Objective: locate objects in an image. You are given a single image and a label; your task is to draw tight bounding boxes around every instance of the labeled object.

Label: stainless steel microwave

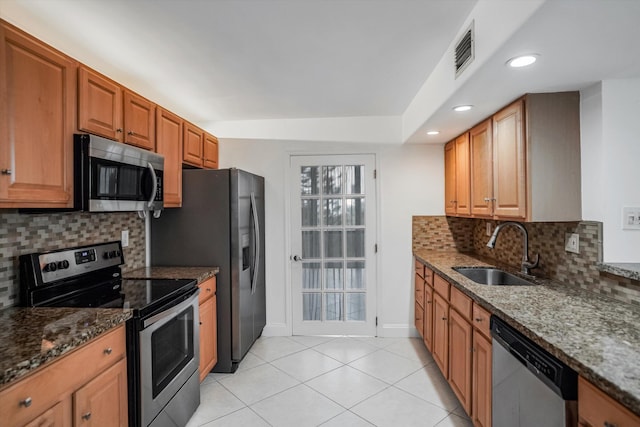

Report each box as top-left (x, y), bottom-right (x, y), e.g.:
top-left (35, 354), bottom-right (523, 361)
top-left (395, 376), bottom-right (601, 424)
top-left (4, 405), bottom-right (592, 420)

top-left (74, 134), bottom-right (164, 212)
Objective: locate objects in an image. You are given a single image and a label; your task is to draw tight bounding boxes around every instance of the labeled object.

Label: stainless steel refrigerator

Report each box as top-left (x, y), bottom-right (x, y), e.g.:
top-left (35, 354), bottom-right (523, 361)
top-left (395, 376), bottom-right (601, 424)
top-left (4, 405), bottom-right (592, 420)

top-left (151, 168), bottom-right (266, 373)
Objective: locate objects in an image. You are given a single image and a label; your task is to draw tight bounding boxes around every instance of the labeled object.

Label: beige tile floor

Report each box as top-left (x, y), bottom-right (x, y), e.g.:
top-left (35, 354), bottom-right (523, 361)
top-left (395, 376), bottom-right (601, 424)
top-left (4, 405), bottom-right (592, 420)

top-left (186, 336), bottom-right (473, 427)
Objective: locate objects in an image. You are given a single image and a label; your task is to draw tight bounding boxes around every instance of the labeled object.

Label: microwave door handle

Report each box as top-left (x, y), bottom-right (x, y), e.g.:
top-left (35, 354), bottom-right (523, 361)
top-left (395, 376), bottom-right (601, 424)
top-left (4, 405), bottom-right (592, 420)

top-left (250, 192), bottom-right (260, 295)
top-left (147, 162), bottom-right (158, 208)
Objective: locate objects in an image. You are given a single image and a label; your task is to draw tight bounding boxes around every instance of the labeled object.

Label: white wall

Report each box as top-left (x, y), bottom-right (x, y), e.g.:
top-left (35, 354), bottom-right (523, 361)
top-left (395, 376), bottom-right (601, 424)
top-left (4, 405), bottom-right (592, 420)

top-left (581, 79), bottom-right (640, 262)
top-left (219, 140), bottom-right (443, 336)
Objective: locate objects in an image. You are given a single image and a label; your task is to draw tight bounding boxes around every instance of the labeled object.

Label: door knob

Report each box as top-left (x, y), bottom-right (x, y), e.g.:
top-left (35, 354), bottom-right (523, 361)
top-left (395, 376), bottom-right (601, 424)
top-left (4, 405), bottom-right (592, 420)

top-left (291, 255), bottom-right (303, 262)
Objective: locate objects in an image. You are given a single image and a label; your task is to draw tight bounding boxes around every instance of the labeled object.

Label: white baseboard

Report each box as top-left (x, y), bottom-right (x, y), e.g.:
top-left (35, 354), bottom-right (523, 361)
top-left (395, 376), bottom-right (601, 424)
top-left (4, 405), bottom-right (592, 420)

top-left (261, 322), bottom-right (290, 337)
top-left (378, 323), bottom-right (420, 338)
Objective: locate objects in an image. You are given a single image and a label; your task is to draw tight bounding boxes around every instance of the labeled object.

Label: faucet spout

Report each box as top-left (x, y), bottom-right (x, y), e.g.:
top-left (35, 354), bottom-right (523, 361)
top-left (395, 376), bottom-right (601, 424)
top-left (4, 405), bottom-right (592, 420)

top-left (486, 221), bottom-right (539, 275)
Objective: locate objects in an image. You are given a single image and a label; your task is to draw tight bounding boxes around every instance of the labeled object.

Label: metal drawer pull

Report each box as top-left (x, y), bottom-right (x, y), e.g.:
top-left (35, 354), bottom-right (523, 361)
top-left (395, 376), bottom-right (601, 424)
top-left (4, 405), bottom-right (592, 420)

top-left (1, 169), bottom-right (11, 175)
top-left (82, 412), bottom-right (92, 420)
top-left (206, 288), bottom-right (211, 292)
top-left (104, 347), bottom-right (113, 355)
top-left (128, 131), bottom-right (134, 135)
top-left (604, 422), bottom-right (617, 427)
top-left (475, 318), bottom-right (483, 322)
top-left (116, 128), bottom-right (123, 133)
top-left (20, 397), bottom-right (32, 407)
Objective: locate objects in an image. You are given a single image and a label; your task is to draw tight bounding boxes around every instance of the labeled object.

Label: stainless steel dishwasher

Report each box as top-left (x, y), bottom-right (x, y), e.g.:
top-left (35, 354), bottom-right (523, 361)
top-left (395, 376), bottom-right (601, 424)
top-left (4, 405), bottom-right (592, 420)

top-left (491, 316), bottom-right (578, 427)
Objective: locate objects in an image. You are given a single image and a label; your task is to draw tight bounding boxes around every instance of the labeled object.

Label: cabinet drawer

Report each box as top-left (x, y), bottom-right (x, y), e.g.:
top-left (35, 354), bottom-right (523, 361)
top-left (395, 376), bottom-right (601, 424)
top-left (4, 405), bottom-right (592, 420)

top-left (579, 377), bottom-right (640, 427)
top-left (450, 286), bottom-right (472, 320)
top-left (415, 260), bottom-right (424, 278)
top-left (0, 325), bottom-right (125, 427)
top-left (415, 274), bottom-right (425, 308)
top-left (434, 274), bottom-right (450, 299)
top-left (472, 303), bottom-right (491, 338)
top-left (424, 267), bottom-right (434, 286)
top-left (198, 276), bottom-right (217, 305)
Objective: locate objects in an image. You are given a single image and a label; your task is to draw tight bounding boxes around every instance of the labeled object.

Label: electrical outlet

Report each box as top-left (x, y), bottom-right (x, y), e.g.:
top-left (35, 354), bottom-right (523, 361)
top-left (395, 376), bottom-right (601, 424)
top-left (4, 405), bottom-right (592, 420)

top-left (564, 233), bottom-right (579, 254)
top-left (486, 222), bottom-right (492, 236)
top-left (622, 207), bottom-right (640, 230)
top-left (121, 230), bottom-right (129, 247)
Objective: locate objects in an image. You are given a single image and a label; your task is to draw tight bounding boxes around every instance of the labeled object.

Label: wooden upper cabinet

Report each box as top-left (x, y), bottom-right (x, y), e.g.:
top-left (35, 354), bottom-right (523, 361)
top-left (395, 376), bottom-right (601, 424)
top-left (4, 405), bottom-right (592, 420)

top-left (470, 118), bottom-right (493, 217)
top-left (78, 66), bottom-right (123, 141)
top-left (444, 140), bottom-right (457, 215)
top-left (123, 89), bottom-right (155, 150)
top-left (183, 122), bottom-right (204, 167)
top-left (493, 99), bottom-right (527, 219)
top-left (454, 133), bottom-right (470, 216)
top-left (0, 20), bottom-right (76, 208)
top-left (156, 108), bottom-right (183, 207)
top-left (203, 132), bottom-right (219, 169)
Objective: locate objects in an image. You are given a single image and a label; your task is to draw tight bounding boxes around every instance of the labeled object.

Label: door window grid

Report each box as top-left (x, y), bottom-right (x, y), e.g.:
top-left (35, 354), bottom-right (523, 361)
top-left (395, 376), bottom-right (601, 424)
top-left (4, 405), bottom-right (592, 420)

top-left (300, 165), bottom-right (366, 322)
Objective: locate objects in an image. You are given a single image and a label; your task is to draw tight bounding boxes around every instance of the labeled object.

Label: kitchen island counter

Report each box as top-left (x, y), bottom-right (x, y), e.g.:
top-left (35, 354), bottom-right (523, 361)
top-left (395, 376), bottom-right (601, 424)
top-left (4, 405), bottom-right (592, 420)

top-left (0, 307), bottom-right (130, 387)
top-left (414, 249), bottom-right (640, 417)
top-left (123, 266), bottom-right (219, 283)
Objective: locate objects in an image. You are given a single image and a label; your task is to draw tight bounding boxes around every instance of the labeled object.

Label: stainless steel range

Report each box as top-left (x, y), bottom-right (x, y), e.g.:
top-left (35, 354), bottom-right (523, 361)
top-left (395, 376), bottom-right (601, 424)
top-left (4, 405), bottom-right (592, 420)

top-left (19, 241), bottom-right (200, 427)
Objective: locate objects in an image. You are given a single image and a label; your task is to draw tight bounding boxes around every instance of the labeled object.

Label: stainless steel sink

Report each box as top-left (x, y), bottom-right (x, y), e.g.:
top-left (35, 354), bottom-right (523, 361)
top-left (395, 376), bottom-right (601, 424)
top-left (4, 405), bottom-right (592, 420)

top-left (452, 267), bottom-right (536, 286)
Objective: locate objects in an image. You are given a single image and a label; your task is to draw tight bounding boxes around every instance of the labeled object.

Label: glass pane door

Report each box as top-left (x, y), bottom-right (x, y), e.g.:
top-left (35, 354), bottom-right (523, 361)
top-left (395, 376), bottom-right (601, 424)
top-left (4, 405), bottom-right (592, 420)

top-left (291, 155), bottom-right (376, 336)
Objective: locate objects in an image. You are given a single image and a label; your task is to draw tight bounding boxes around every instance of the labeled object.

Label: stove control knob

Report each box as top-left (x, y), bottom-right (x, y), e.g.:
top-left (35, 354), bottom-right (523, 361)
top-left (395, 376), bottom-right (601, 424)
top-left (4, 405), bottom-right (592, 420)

top-left (114, 250), bottom-right (121, 258)
top-left (57, 260), bottom-right (70, 270)
top-left (103, 252), bottom-right (110, 260)
top-left (44, 262), bottom-right (57, 272)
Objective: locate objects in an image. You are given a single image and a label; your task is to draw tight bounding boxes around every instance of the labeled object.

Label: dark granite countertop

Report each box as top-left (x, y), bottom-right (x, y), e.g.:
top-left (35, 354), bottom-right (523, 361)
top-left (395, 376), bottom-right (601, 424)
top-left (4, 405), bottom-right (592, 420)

top-left (123, 266), bottom-right (218, 284)
top-left (597, 262), bottom-right (640, 282)
top-left (414, 250), bottom-right (640, 417)
top-left (0, 307), bottom-right (131, 387)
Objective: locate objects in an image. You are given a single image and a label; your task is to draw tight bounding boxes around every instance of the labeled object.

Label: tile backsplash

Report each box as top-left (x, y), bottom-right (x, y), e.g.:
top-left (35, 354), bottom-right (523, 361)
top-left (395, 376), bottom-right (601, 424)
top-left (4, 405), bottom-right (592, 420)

top-left (0, 211), bottom-right (145, 308)
top-left (413, 215), bottom-right (640, 306)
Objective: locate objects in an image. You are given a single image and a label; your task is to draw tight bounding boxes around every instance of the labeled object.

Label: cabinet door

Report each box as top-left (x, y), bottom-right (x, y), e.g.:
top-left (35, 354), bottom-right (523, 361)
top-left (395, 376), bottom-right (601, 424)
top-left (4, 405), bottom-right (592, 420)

top-left (470, 119), bottom-right (493, 217)
top-left (199, 295), bottom-right (218, 381)
top-left (123, 89), bottom-right (155, 150)
top-left (579, 377), bottom-right (640, 427)
top-left (74, 358), bottom-right (128, 427)
top-left (183, 122), bottom-right (203, 167)
top-left (472, 330), bottom-right (492, 427)
top-left (0, 22), bottom-right (76, 208)
top-left (156, 108), bottom-right (183, 207)
top-left (423, 285), bottom-right (434, 352)
top-left (449, 309), bottom-right (472, 415)
top-left (203, 132), bottom-right (219, 169)
top-left (444, 140), bottom-right (457, 215)
top-left (455, 133), bottom-right (471, 216)
top-left (493, 100), bottom-right (526, 219)
top-left (432, 292), bottom-right (449, 377)
top-left (78, 66), bottom-right (123, 141)
top-left (23, 401), bottom-right (67, 427)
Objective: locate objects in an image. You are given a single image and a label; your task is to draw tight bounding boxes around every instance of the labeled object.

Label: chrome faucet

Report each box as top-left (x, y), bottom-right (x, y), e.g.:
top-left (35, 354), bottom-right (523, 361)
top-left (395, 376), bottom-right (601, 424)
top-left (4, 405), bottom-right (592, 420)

top-left (486, 221), bottom-right (539, 275)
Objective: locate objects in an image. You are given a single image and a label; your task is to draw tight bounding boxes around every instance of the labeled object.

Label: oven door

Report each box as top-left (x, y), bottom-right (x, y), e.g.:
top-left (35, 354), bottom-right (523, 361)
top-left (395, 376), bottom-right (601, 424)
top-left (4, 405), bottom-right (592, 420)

top-left (139, 292), bottom-right (199, 427)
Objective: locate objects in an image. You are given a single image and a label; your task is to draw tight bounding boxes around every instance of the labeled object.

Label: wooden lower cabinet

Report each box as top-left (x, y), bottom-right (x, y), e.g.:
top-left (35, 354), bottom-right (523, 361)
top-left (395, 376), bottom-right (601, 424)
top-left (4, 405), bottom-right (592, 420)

top-left (449, 308), bottom-right (473, 415)
top-left (432, 292), bottom-right (449, 376)
top-left (0, 325), bottom-right (127, 427)
top-left (423, 284), bottom-right (434, 352)
top-left (579, 376), bottom-right (640, 427)
top-left (472, 329), bottom-right (492, 427)
top-left (198, 277), bottom-right (218, 381)
top-left (74, 359), bottom-right (128, 426)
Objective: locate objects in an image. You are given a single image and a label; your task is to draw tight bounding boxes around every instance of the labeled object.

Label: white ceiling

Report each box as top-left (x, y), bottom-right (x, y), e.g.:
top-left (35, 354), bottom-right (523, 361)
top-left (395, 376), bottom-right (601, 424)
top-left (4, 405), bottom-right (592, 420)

top-left (2, 0), bottom-right (640, 144)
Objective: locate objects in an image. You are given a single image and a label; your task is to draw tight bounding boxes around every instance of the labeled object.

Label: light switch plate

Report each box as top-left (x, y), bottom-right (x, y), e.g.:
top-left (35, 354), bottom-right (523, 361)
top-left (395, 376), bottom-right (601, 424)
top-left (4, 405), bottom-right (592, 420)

top-left (622, 207), bottom-right (640, 230)
top-left (565, 233), bottom-right (579, 254)
top-left (121, 230), bottom-right (129, 247)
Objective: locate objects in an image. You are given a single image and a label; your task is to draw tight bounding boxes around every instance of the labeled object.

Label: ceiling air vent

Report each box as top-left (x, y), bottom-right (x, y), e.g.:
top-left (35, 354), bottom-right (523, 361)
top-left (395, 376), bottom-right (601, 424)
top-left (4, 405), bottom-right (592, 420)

top-left (454, 21), bottom-right (474, 78)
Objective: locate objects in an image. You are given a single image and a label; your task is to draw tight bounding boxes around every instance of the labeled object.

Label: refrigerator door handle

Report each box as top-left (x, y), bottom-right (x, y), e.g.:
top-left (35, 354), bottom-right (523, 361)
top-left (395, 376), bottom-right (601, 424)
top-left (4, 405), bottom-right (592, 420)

top-left (250, 192), bottom-right (261, 295)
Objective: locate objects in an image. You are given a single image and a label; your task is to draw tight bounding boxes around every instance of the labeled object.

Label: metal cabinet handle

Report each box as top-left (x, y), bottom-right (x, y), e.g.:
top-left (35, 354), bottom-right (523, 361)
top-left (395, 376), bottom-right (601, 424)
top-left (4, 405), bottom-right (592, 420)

top-left (475, 318), bottom-right (483, 322)
top-left (116, 128), bottom-right (123, 133)
top-left (127, 130), bottom-right (134, 135)
top-left (206, 288), bottom-right (211, 292)
top-left (442, 317), bottom-right (447, 320)
top-left (604, 422), bottom-right (617, 427)
top-left (104, 347), bottom-right (113, 355)
top-left (1, 169), bottom-right (11, 175)
top-left (20, 397), bottom-right (32, 407)
top-left (82, 412), bottom-right (92, 421)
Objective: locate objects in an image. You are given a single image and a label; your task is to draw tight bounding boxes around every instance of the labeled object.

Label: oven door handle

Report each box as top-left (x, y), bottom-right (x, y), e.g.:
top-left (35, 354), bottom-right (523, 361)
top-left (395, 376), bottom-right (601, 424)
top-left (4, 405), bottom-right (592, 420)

top-left (143, 291), bottom-right (198, 329)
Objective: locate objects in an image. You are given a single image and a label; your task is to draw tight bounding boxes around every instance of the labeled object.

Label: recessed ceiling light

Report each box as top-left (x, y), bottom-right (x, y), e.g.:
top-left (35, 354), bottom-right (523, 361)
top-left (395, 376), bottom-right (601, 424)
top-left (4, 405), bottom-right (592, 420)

top-left (427, 131), bottom-right (440, 135)
top-left (507, 54), bottom-right (538, 68)
top-left (453, 105), bottom-right (473, 112)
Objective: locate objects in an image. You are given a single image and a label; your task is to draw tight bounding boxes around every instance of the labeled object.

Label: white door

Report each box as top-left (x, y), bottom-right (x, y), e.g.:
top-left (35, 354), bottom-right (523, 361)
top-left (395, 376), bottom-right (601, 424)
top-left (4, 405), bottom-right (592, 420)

top-left (290, 155), bottom-right (377, 336)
